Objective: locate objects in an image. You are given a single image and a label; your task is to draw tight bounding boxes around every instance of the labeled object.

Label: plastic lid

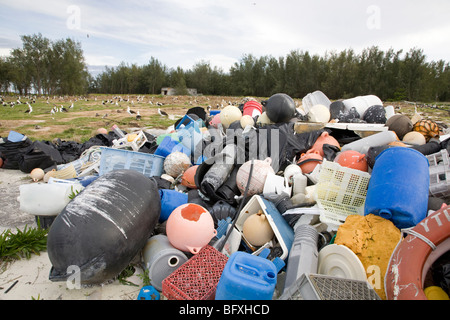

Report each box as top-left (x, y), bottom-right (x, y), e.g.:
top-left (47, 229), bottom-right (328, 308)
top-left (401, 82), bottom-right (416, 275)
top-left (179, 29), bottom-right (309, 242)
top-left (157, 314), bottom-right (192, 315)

top-left (317, 244), bottom-right (367, 282)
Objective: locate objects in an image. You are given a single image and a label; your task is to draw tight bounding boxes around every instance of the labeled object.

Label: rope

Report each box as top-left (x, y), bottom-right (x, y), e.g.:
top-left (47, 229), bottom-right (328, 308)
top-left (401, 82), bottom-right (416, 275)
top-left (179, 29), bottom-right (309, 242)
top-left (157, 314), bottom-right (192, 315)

top-left (402, 228), bottom-right (437, 251)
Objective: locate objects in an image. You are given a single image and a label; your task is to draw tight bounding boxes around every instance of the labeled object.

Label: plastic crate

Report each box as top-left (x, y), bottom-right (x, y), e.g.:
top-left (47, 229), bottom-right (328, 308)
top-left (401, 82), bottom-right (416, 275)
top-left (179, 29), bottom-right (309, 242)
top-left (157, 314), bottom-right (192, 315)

top-left (427, 149), bottom-right (450, 198)
top-left (315, 160), bottom-right (371, 226)
top-left (162, 245), bottom-right (228, 300)
top-left (279, 273), bottom-right (380, 300)
top-left (99, 147), bottom-right (164, 178)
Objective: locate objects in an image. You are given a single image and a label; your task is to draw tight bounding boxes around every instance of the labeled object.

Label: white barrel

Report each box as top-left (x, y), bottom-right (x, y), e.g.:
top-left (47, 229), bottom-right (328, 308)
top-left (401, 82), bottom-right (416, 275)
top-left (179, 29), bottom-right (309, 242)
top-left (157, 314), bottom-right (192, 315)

top-left (18, 183), bottom-right (83, 216)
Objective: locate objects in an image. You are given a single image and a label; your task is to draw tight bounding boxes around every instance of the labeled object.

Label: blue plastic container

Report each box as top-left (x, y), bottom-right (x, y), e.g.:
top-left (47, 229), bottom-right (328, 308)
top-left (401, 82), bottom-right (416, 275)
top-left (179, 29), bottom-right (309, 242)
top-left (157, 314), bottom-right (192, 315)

top-left (159, 189), bottom-right (188, 222)
top-left (364, 147), bottom-right (429, 229)
top-left (215, 251), bottom-right (277, 300)
top-left (154, 135), bottom-right (191, 158)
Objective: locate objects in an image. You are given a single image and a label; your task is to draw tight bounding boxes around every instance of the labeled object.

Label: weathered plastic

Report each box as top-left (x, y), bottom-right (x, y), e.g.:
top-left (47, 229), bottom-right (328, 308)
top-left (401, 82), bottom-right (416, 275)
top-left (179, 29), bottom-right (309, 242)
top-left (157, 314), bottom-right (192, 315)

top-left (18, 182), bottom-right (84, 216)
top-left (215, 251), bottom-right (277, 300)
top-left (47, 169), bottom-right (161, 285)
top-left (341, 130), bottom-right (398, 154)
top-left (142, 234), bottom-right (188, 291)
top-left (283, 224), bottom-right (319, 292)
top-left (364, 147), bottom-right (429, 228)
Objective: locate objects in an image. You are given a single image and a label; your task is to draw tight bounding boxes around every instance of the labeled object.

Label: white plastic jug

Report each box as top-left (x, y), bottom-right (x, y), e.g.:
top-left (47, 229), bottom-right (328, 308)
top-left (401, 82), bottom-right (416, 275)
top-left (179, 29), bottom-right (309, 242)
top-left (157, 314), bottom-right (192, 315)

top-left (18, 183), bottom-right (84, 216)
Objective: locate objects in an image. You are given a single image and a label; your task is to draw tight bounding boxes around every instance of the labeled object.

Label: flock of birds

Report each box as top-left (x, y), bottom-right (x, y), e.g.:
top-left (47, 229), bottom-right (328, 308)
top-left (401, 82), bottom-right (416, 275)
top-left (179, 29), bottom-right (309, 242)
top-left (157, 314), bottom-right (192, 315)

top-left (0, 94), bottom-right (246, 123)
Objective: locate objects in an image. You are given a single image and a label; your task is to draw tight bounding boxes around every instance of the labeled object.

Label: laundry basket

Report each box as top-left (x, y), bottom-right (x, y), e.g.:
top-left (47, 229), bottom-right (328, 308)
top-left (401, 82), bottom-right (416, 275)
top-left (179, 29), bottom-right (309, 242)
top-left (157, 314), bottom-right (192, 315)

top-left (99, 147), bottom-right (164, 178)
top-left (315, 160), bottom-right (371, 226)
top-left (427, 149), bottom-right (450, 199)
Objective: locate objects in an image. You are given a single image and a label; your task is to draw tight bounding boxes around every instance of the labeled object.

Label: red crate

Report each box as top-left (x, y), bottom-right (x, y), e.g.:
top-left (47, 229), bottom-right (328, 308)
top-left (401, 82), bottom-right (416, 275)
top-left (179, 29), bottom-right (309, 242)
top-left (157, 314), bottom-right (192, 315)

top-left (162, 245), bottom-right (228, 300)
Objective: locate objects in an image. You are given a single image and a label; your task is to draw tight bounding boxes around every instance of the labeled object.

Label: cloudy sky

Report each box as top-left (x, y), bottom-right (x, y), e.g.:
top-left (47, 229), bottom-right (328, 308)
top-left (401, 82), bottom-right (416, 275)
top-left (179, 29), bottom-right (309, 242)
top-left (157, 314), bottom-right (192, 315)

top-left (1, 0), bottom-right (449, 75)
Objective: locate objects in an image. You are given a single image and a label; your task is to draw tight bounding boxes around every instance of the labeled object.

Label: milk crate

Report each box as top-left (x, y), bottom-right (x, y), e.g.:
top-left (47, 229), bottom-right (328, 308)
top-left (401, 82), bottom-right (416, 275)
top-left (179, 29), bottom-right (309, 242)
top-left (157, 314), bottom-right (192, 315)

top-left (161, 245), bottom-right (228, 300)
top-left (99, 147), bottom-right (164, 178)
top-left (279, 273), bottom-right (380, 300)
top-left (315, 160), bottom-right (371, 226)
top-left (427, 149), bottom-right (450, 199)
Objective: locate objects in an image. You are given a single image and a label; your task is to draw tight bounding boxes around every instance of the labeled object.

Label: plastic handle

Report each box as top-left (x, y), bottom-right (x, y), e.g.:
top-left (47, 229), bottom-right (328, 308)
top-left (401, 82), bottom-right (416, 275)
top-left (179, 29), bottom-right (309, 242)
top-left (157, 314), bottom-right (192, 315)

top-left (235, 262), bottom-right (260, 277)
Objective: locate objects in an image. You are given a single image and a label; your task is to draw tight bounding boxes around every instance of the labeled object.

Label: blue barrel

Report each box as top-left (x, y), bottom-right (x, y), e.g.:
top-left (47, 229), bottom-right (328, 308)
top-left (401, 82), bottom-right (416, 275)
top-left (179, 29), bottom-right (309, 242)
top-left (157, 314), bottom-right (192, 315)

top-left (215, 251), bottom-right (277, 300)
top-left (159, 189), bottom-right (188, 222)
top-left (364, 147), bottom-right (429, 228)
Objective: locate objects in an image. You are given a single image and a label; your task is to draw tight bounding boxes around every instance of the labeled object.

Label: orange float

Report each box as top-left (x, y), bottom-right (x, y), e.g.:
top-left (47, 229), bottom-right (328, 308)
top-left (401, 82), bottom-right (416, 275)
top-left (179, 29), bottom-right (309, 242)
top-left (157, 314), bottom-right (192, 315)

top-left (385, 205), bottom-right (450, 300)
top-left (181, 165), bottom-right (198, 189)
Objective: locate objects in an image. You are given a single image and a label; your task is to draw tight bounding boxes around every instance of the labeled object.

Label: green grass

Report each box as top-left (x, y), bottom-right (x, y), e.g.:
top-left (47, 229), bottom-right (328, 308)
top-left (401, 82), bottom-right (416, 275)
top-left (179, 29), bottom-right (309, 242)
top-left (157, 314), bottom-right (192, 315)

top-left (0, 224), bottom-right (48, 265)
top-left (0, 95), bottom-right (187, 142)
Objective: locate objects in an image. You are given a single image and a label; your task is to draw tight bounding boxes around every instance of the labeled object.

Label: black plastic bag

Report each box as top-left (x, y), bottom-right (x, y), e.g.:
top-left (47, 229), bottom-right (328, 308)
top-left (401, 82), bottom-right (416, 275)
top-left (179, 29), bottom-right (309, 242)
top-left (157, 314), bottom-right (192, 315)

top-left (18, 140), bottom-right (63, 173)
top-left (0, 137), bottom-right (32, 169)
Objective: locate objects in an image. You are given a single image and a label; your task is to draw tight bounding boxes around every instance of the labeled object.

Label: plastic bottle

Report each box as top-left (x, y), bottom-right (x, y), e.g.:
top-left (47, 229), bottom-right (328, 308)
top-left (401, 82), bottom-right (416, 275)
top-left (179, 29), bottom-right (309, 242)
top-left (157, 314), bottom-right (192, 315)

top-left (341, 130), bottom-right (398, 154)
top-left (283, 223), bottom-right (319, 292)
top-left (111, 124), bottom-right (125, 138)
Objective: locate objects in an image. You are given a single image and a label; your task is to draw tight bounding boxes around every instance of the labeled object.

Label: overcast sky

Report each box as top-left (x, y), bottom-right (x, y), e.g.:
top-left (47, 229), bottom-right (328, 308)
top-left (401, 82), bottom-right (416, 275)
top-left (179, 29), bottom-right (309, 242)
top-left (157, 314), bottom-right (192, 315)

top-left (1, 0), bottom-right (449, 75)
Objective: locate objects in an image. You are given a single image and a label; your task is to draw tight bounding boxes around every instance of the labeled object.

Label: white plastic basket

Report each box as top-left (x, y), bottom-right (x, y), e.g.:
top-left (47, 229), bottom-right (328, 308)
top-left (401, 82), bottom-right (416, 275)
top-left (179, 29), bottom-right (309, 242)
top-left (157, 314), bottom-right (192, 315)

top-left (99, 147), bottom-right (164, 178)
top-left (427, 149), bottom-right (450, 199)
top-left (315, 160), bottom-right (371, 226)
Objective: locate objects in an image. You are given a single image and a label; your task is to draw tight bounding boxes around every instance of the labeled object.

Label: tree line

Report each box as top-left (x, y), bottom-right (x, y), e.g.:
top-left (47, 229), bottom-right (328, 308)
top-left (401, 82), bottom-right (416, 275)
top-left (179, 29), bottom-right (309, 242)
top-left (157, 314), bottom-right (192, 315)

top-left (89, 47), bottom-right (450, 102)
top-left (1, 33), bottom-right (449, 102)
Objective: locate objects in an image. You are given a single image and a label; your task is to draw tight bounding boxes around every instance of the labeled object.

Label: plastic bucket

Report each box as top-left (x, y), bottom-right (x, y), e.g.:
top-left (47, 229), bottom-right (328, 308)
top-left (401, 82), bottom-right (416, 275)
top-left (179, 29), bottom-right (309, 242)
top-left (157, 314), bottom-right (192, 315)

top-left (243, 100), bottom-right (263, 118)
top-left (364, 147), bottom-right (429, 228)
top-left (159, 189), bottom-right (188, 222)
top-left (154, 135), bottom-right (190, 158)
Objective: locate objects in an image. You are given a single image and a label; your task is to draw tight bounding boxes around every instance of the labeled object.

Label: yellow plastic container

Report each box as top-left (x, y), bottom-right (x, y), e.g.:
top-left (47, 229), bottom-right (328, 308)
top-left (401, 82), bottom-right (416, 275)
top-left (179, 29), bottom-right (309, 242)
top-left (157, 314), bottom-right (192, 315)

top-left (424, 286), bottom-right (450, 300)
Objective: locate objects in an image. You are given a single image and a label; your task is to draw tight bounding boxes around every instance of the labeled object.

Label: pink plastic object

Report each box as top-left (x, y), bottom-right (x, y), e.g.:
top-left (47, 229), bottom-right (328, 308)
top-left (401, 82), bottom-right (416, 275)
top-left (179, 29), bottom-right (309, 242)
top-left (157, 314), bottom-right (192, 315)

top-left (243, 100), bottom-right (263, 118)
top-left (309, 131), bottom-right (340, 157)
top-left (166, 203), bottom-right (217, 254)
top-left (334, 150), bottom-right (368, 172)
top-left (209, 113), bottom-right (221, 128)
top-left (297, 151), bottom-right (323, 174)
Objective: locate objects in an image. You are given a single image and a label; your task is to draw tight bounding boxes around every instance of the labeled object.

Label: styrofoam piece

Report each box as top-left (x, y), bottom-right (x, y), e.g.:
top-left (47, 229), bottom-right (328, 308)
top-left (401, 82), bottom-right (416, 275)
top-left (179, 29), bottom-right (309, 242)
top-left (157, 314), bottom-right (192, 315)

top-left (235, 195), bottom-right (294, 261)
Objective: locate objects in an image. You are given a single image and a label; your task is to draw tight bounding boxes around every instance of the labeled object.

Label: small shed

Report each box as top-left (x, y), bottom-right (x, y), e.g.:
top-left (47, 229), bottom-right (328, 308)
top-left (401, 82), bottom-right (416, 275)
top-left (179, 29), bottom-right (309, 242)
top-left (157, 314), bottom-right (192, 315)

top-left (161, 87), bottom-right (197, 96)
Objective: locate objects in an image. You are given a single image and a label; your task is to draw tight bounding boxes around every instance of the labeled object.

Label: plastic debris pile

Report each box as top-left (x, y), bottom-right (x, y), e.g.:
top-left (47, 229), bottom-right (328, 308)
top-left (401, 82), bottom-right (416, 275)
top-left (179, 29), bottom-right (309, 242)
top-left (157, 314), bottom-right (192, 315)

top-left (1, 91), bottom-right (450, 300)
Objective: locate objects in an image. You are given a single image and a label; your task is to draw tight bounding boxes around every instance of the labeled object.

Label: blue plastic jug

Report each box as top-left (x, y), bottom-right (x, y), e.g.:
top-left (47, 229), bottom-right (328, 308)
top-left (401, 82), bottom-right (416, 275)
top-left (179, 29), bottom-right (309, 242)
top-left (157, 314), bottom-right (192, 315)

top-left (364, 147), bottom-right (429, 228)
top-left (159, 189), bottom-right (188, 223)
top-left (215, 251), bottom-right (277, 300)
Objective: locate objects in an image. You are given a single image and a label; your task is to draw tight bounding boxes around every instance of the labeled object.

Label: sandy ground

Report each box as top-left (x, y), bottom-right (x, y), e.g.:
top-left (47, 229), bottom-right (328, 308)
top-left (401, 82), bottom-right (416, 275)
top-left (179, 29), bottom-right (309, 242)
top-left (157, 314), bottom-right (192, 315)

top-left (0, 167), bottom-right (152, 300)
